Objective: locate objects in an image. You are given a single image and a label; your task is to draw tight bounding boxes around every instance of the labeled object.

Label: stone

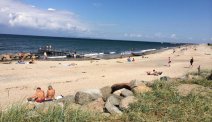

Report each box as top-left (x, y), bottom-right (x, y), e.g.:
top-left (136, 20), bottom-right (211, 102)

top-left (82, 98), bottom-right (105, 113)
top-left (107, 94), bottom-right (123, 106)
top-left (100, 86), bottom-right (112, 101)
top-left (111, 83), bottom-right (131, 93)
top-left (129, 80), bottom-right (145, 89)
top-left (160, 76), bottom-right (171, 81)
top-left (55, 95), bottom-right (75, 105)
top-left (207, 73), bottom-right (212, 80)
top-left (120, 88), bottom-right (133, 97)
top-left (119, 96), bottom-right (137, 110)
top-left (75, 89), bottom-right (102, 105)
top-left (105, 100), bottom-right (122, 115)
top-left (132, 85), bottom-right (151, 94)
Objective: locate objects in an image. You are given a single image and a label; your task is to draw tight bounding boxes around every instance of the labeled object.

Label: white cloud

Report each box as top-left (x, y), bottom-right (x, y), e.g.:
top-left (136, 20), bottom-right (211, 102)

top-left (124, 33), bottom-right (142, 38)
top-left (170, 33), bottom-right (176, 38)
top-left (210, 37), bottom-right (212, 41)
top-left (0, 0), bottom-right (88, 34)
top-left (48, 8), bottom-right (55, 11)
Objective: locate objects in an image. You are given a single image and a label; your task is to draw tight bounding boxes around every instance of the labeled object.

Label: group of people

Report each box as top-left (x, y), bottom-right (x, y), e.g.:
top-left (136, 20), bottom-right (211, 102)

top-left (127, 57), bottom-right (135, 62)
top-left (27, 85), bottom-right (55, 103)
top-left (146, 69), bottom-right (163, 76)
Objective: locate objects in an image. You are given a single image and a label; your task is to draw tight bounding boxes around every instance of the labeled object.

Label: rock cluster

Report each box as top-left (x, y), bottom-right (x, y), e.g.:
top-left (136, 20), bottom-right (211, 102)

top-left (26, 80), bottom-right (152, 116)
top-left (0, 53), bottom-right (36, 61)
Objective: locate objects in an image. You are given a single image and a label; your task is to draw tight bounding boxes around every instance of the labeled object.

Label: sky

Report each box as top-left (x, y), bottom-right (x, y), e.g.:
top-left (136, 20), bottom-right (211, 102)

top-left (0, 0), bottom-right (211, 43)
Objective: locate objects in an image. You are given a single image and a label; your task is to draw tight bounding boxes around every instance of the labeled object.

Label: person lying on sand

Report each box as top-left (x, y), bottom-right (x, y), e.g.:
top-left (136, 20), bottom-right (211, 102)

top-left (45, 85), bottom-right (55, 101)
top-left (146, 70), bottom-right (163, 76)
top-left (27, 87), bottom-right (45, 103)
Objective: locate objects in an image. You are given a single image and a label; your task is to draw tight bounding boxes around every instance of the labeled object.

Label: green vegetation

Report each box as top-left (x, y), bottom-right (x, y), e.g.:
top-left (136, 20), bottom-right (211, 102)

top-left (1, 71), bottom-right (212, 122)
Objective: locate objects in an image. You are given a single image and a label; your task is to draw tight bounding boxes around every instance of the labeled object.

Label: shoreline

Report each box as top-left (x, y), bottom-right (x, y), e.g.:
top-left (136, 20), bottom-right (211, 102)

top-left (0, 44), bottom-right (211, 108)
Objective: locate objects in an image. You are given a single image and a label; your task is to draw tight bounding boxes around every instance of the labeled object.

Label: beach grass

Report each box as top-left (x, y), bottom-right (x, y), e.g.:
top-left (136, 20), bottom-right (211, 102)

top-left (1, 71), bottom-right (212, 122)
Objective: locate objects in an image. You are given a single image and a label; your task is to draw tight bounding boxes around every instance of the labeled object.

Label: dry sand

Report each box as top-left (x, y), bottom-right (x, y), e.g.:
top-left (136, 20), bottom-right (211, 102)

top-left (0, 44), bottom-right (212, 108)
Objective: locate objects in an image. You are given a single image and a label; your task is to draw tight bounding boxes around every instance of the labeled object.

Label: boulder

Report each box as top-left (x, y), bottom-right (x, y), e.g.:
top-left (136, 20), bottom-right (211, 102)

top-left (55, 95), bottom-right (75, 105)
top-left (75, 89), bottom-right (102, 105)
top-left (132, 85), bottom-right (151, 94)
top-left (105, 100), bottom-right (122, 115)
top-left (107, 94), bottom-right (123, 106)
top-left (119, 96), bottom-right (137, 110)
top-left (120, 88), bottom-right (133, 97)
top-left (100, 86), bottom-right (112, 101)
top-left (160, 76), bottom-right (171, 81)
top-left (82, 98), bottom-right (105, 113)
top-left (207, 73), bottom-right (212, 80)
top-left (111, 83), bottom-right (131, 93)
top-left (129, 80), bottom-right (145, 89)
top-left (113, 89), bottom-right (122, 96)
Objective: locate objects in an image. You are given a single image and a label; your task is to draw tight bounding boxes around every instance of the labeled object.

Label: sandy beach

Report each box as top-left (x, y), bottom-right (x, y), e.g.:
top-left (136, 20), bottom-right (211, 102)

top-left (0, 44), bottom-right (212, 108)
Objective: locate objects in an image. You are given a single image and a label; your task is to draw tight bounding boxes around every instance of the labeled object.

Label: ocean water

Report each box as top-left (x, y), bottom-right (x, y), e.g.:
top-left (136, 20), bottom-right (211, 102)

top-left (0, 34), bottom-right (182, 55)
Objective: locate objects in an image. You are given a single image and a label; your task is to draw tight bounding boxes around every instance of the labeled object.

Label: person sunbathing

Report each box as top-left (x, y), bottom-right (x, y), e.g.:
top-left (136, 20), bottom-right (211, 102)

top-left (146, 70), bottom-right (163, 76)
top-left (27, 87), bottom-right (45, 103)
top-left (45, 85), bottom-right (55, 101)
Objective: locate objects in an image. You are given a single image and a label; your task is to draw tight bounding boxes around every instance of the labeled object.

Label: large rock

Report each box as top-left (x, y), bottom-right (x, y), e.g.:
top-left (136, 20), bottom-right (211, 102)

top-left (132, 85), bottom-right (151, 94)
top-left (82, 98), bottom-right (105, 113)
top-left (129, 80), bottom-right (145, 89)
top-left (119, 96), bottom-right (137, 110)
top-left (100, 86), bottom-right (112, 101)
top-left (105, 100), bottom-right (122, 115)
top-left (107, 94), bottom-right (123, 106)
top-left (120, 88), bottom-right (133, 97)
top-left (75, 89), bottom-right (102, 105)
top-left (160, 76), bottom-right (171, 81)
top-left (207, 73), bottom-right (212, 80)
top-left (111, 83), bottom-right (131, 93)
top-left (55, 95), bottom-right (75, 105)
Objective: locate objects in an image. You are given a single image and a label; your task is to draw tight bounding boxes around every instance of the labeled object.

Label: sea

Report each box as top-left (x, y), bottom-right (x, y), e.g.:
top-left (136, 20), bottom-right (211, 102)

top-left (0, 34), bottom-right (183, 56)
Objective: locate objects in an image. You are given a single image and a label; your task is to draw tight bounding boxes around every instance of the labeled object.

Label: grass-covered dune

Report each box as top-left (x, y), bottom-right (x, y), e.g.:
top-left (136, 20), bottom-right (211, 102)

top-left (1, 70), bottom-right (212, 122)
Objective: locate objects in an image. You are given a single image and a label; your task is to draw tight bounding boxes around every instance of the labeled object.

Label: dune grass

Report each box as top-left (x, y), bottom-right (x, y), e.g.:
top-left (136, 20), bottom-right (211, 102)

top-left (1, 71), bottom-right (212, 122)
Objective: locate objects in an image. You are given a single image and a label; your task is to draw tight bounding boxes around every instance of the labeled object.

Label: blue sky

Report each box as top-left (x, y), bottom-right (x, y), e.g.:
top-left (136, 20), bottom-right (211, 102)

top-left (0, 0), bottom-right (211, 43)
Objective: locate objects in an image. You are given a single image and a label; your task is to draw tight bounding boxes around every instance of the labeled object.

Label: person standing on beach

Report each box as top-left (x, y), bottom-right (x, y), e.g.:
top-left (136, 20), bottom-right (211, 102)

top-left (44, 52), bottom-right (47, 60)
top-left (190, 57), bottom-right (194, 67)
top-left (168, 57), bottom-right (171, 67)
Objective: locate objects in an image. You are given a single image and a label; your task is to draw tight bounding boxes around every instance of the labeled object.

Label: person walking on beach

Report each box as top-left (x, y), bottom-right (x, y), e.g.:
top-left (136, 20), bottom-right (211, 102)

top-left (190, 57), bottom-right (194, 67)
top-left (168, 57), bottom-right (171, 67)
